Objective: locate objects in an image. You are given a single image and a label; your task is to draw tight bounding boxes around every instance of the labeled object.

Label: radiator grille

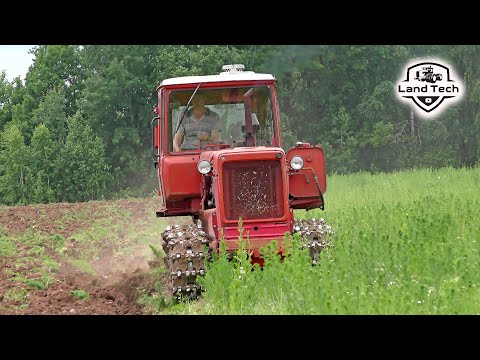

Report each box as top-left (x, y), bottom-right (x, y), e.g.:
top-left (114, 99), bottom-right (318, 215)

top-left (222, 160), bottom-right (284, 220)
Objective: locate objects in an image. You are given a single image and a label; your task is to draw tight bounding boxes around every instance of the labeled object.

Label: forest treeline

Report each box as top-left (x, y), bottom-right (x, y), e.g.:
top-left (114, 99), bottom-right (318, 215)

top-left (1, 45), bottom-right (479, 205)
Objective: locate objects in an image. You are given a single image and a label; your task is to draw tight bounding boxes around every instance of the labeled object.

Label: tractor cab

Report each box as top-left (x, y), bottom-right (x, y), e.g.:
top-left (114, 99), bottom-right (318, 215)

top-left (155, 64), bottom-right (278, 154)
top-left (152, 64), bottom-right (326, 219)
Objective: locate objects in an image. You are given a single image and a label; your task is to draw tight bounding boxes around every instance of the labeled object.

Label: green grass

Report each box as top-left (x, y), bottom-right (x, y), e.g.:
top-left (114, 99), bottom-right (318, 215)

top-left (0, 224), bottom-right (6, 237)
top-left (170, 166), bottom-right (480, 314)
top-left (59, 205), bottom-right (166, 261)
top-left (0, 236), bottom-right (17, 257)
top-left (4, 288), bottom-right (29, 304)
top-left (67, 259), bottom-right (97, 275)
top-left (70, 289), bottom-right (89, 300)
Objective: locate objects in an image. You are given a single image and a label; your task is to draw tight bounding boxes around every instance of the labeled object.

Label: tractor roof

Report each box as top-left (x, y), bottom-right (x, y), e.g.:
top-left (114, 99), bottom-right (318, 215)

top-left (158, 64), bottom-right (275, 88)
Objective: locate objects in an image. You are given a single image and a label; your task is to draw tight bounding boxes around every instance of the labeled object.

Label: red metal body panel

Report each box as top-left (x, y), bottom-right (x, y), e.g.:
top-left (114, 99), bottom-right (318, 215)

top-left (199, 209), bottom-right (219, 249)
top-left (210, 147), bottom-right (290, 225)
top-left (220, 223), bottom-right (291, 257)
top-left (286, 144), bottom-right (327, 210)
top-left (161, 155), bottom-right (202, 201)
top-left (199, 147), bottom-right (294, 259)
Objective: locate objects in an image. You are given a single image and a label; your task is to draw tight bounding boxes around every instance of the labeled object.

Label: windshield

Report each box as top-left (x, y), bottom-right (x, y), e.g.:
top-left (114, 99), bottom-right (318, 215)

top-left (168, 86), bottom-right (274, 152)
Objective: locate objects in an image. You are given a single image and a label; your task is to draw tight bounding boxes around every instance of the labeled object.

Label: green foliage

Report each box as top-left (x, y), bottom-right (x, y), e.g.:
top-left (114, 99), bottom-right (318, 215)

top-left (31, 87), bottom-right (67, 143)
top-left (0, 71), bottom-right (8, 105)
top-left (0, 124), bottom-right (29, 204)
top-left (56, 112), bottom-right (112, 202)
top-left (26, 45), bottom-right (84, 117)
top-left (195, 232), bottom-right (325, 314)
top-left (78, 46), bottom-right (162, 193)
top-left (154, 45), bottom-right (268, 80)
top-left (0, 71), bottom-right (15, 128)
top-left (195, 217), bottom-right (317, 314)
top-left (0, 236), bottom-right (17, 256)
top-left (149, 244), bottom-right (164, 260)
top-left (24, 279), bottom-right (46, 290)
top-left (322, 107), bottom-right (358, 174)
top-left (41, 256), bottom-right (60, 273)
top-left (70, 289), bottom-right (89, 300)
top-left (30, 124), bottom-right (56, 203)
top-left (4, 288), bottom-right (29, 304)
top-left (1, 45), bottom-right (480, 204)
top-left (279, 113), bottom-right (297, 151)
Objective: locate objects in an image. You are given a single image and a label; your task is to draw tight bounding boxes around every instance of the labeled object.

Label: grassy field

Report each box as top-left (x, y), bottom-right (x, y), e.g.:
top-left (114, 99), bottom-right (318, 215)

top-left (168, 166), bottom-right (480, 314)
top-left (2, 166), bottom-right (479, 314)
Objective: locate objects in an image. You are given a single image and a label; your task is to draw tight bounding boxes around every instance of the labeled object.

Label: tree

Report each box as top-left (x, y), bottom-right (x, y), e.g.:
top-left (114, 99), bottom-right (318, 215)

top-left (448, 45), bottom-right (480, 166)
top-left (56, 112), bottom-right (112, 202)
top-left (0, 71), bottom-right (8, 109)
top-left (0, 76), bottom-right (27, 132)
top-left (32, 86), bottom-right (67, 143)
top-left (323, 107), bottom-right (358, 174)
top-left (29, 124), bottom-right (56, 203)
top-left (0, 124), bottom-right (29, 205)
top-left (25, 45), bottom-right (84, 116)
top-left (78, 45), bottom-right (161, 192)
top-left (0, 71), bottom-right (11, 128)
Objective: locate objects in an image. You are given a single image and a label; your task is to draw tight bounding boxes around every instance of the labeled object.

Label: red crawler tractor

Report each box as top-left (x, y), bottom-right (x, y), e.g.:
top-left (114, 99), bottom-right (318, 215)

top-left (152, 64), bottom-right (333, 300)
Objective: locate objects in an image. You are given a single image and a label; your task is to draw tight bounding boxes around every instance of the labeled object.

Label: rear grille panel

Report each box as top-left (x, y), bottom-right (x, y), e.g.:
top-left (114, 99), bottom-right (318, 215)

top-left (222, 160), bottom-right (284, 220)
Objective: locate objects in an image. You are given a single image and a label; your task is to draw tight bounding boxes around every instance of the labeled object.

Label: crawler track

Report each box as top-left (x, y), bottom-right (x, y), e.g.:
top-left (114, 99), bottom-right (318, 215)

top-left (161, 222), bottom-right (209, 302)
top-left (293, 218), bottom-right (334, 265)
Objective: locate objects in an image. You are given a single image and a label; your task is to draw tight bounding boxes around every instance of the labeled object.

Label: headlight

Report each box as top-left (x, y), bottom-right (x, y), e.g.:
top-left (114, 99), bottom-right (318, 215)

top-left (197, 160), bottom-right (212, 174)
top-left (290, 156), bottom-right (304, 170)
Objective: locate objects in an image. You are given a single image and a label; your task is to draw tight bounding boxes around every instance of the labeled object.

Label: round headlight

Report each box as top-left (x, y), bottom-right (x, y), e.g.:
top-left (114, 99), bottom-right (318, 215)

top-left (290, 156), bottom-right (304, 170)
top-left (197, 160), bottom-right (212, 174)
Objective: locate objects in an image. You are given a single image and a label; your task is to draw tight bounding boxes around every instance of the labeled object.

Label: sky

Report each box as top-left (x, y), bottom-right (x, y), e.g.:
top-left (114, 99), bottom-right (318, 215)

top-left (0, 45), bottom-right (36, 82)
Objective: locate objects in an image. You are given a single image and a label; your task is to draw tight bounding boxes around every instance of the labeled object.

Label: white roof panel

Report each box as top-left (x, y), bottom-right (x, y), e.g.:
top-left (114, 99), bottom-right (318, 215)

top-left (159, 71), bottom-right (276, 87)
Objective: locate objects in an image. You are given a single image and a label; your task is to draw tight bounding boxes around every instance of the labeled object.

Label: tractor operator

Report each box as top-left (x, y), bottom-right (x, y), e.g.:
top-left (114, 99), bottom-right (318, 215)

top-left (173, 93), bottom-right (221, 151)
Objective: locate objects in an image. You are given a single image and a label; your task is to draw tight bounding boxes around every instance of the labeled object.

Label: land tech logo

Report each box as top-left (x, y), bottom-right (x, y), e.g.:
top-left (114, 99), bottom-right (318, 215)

top-left (396, 59), bottom-right (465, 118)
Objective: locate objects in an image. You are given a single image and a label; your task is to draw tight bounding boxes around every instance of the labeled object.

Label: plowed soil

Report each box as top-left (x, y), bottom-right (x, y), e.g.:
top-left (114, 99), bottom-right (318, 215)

top-left (0, 198), bottom-right (184, 315)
